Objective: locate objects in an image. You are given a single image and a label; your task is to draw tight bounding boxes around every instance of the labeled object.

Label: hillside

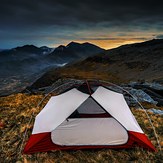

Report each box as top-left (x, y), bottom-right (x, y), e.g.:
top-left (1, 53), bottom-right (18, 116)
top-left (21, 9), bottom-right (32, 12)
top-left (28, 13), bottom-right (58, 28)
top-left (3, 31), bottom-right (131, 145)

top-left (29, 39), bottom-right (163, 90)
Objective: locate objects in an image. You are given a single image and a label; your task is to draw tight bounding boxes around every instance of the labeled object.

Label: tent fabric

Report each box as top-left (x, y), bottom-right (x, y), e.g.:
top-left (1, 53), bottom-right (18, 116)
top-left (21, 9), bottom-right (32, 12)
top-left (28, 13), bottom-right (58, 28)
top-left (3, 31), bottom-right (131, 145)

top-left (77, 97), bottom-right (106, 114)
top-left (92, 86), bottom-right (143, 133)
top-left (32, 88), bottom-right (89, 134)
top-left (24, 83), bottom-right (156, 154)
top-left (24, 131), bottom-right (155, 154)
top-left (51, 118), bottom-right (128, 146)
top-left (128, 131), bottom-right (156, 151)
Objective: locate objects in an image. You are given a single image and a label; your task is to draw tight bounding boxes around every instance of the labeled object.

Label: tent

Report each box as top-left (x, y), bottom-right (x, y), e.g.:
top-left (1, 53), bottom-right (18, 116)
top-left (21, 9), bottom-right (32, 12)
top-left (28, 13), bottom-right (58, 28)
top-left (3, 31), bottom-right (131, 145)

top-left (24, 81), bottom-right (156, 154)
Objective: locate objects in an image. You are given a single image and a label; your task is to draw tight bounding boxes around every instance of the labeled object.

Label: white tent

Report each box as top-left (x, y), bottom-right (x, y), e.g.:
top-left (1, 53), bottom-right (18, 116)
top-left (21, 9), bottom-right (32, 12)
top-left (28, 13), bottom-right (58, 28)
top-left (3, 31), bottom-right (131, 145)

top-left (24, 82), bottom-right (155, 153)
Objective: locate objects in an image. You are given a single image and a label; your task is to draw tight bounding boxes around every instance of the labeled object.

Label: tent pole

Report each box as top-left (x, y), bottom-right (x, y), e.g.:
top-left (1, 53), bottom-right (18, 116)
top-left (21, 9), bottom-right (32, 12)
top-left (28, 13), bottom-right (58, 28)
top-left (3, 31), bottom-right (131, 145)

top-left (86, 80), bottom-right (92, 95)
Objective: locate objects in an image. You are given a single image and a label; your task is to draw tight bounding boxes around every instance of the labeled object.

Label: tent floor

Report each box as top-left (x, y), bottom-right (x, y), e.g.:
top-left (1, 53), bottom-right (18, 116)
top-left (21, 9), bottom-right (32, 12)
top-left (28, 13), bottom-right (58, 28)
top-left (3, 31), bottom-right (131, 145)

top-left (51, 118), bottom-right (128, 146)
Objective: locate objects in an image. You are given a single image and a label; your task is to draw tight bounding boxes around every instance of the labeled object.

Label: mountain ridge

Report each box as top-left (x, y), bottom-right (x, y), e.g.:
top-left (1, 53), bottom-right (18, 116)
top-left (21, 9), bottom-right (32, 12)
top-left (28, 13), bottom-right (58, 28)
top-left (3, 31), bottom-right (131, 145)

top-left (47, 41), bottom-right (104, 63)
top-left (0, 41), bottom-right (104, 96)
top-left (29, 39), bottom-right (163, 90)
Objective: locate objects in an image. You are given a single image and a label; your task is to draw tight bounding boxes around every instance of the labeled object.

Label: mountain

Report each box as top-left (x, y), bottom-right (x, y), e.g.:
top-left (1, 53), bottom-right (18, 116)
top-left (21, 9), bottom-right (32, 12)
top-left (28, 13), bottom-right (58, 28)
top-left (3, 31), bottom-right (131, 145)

top-left (47, 41), bottom-right (104, 63)
top-left (40, 46), bottom-right (54, 54)
top-left (0, 45), bottom-right (55, 95)
top-left (0, 42), bottom-right (104, 96)
top-left (0, 42), bottom-right (103, 77)
top-left (29, 39), bottom-right (163, 90)
top-left (0, 45), bottom-right (52, 77)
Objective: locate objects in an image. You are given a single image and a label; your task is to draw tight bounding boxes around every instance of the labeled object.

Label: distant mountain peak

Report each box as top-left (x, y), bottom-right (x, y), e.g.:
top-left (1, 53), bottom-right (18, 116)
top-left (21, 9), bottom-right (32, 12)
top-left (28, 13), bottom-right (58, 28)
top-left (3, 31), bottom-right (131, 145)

top-left (82, 42), bottom-right (94, 45)
top-left (48, 41), bottom-right (104, 62)
top-left (14, 45), bottom-right (39, 52)
top-left (66, 41), bottom-right (104, 50)
top-left (16, 44), bottom-right (38, 49)
top-left (66, 41), bottom-right (81, 47)
top-left (82, 42), bottom-right (103, 48)
top-left (40, 46), bottom-right (50, 49)
top-left (55, 45), bottom-right (66, 50)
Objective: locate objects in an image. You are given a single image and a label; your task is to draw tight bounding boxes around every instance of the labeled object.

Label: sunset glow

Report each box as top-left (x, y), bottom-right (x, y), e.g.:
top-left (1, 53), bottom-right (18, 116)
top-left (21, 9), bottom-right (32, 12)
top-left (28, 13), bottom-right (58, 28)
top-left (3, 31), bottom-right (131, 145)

top-left (0, 1), bottom-right (163, 49)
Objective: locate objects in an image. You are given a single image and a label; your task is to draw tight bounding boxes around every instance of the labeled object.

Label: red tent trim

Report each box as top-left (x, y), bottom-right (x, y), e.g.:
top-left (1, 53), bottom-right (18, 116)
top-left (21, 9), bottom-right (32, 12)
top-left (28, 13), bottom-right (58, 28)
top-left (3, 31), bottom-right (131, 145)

top-left (23, 131), bottom-right (156, 154)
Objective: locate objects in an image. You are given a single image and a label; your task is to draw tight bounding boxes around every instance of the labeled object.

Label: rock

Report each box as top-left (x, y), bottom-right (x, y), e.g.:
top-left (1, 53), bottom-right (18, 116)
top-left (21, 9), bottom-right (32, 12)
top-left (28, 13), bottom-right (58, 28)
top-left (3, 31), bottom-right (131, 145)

top-left (143, 82), bottom-right (163, 90)
top-left (129, 82), bottom-right (163, 106)
top-left (129, 89), bottom-right (157, 105)
top-left (105, 84), bottom-right (160, 106)
top-left (130, 82), bottom-right (163, 91)
top-left (148, 108), bottom-right (163, 115)
top-left (30, 78), bottom-right (83, 94)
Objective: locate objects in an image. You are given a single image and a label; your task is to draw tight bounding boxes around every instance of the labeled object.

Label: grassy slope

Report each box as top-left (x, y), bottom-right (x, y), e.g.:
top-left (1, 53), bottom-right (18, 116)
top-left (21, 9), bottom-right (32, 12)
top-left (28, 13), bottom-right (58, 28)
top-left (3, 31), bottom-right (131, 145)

top-left (0, 93), bottom-right (163, 162)
top-left (29, 61), bottom-right (124, 90)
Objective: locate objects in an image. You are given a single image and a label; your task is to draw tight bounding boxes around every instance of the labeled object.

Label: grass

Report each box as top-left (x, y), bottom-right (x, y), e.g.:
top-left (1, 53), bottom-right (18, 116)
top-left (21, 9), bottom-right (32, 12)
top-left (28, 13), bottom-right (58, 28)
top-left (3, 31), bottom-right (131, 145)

top-left (31, 62), bottom-right (127, 89)
top-left (58, 62), bottom-right (125, 83)
top-left (0, 93), bottom-right (162, 162)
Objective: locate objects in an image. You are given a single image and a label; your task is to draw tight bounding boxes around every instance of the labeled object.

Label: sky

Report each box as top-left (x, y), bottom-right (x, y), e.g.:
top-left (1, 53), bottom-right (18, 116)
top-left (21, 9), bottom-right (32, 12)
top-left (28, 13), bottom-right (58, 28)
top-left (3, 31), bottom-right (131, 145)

top-left (0, 0), bottom-right (163, 49)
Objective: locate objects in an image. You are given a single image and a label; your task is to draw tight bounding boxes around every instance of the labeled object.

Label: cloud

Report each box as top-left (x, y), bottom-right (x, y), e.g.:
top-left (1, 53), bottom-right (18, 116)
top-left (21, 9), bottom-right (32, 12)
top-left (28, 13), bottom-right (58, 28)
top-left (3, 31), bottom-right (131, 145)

top-left (156, 34), bottom-right (163, 39)
top-left (1, 0), bottom-right (163, 29)
top-left (0, 0), bottom-right (163, 48)
top-left (79, 37), bottom-right (147, 41)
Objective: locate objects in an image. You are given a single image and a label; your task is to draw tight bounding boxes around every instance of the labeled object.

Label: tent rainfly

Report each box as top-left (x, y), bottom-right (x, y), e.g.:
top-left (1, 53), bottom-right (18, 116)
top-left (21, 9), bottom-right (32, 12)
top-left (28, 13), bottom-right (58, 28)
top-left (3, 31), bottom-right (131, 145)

top-left (24, 81), bottom-right (156, 154)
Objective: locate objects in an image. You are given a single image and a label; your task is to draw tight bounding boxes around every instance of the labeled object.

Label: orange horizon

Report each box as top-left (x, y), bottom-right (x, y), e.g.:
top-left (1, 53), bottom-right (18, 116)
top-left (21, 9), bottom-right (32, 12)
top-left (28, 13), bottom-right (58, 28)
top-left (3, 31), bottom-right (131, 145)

top-left (49, 38), bottom-right (153, 50)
